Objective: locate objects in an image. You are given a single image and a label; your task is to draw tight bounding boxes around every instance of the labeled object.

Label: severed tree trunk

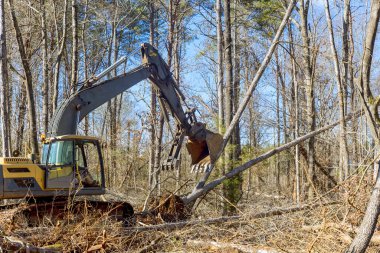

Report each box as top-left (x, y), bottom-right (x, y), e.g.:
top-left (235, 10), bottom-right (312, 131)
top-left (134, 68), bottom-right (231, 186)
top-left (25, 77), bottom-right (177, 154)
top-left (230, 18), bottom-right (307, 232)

top-left (8, 0), bottom-right (39, 156)
top-left (0, 0), bottom-right (10, 157)
top-left (323, 0), bottom-right (349, 181)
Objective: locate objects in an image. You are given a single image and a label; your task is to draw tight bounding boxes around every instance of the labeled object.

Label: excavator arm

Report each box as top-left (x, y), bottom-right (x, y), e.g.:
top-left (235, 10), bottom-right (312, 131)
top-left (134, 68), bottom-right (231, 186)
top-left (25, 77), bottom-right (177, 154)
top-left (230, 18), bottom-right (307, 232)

top-left (50, 43), bottom-right (222, 171)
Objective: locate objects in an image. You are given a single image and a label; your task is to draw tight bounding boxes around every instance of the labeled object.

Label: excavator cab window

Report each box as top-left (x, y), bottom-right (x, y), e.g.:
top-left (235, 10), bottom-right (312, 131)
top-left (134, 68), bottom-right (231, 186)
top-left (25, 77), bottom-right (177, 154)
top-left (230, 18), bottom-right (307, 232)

top-left (43, 140), bottom-right (75, 189)
top-left (41, 144), bottom-right (49, 164)
top-left (47, 140), bottom-right (74, 166)
top-left (74, 140), bottom-right (102, 188)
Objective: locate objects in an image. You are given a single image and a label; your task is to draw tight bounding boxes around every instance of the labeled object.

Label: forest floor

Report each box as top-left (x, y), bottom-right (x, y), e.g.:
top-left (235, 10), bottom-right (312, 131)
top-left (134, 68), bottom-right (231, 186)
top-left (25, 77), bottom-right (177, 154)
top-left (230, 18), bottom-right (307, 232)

top-left (0, 174), bottom-right (378, 252)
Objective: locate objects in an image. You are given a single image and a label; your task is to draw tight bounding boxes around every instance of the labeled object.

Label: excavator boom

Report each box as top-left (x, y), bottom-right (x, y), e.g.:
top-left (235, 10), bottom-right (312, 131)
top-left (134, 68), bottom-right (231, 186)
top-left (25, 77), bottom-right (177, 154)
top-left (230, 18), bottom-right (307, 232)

top-left (50, 43), bottom-right (223, 171)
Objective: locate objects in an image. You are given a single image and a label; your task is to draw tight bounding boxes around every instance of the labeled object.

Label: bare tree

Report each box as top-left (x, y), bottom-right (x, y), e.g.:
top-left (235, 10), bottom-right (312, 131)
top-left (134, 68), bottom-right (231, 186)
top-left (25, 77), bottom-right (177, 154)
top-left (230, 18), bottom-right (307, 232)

top-left (52, 0), bottom-right (68, 113)
top-left (323, 0), bottom-right (349, 180)
top-left (216, 0), bottom-right (224, 134)
top-left (41, 0), bottom-right (49, 134)
top-left (8, 0), bottom-right (39, 156)
top-left (299, 0), bottom-right (316, 199)
top-left (70, 0), bottom-right (78, 92)
top-left (148, 0), bottom-right (157, 193)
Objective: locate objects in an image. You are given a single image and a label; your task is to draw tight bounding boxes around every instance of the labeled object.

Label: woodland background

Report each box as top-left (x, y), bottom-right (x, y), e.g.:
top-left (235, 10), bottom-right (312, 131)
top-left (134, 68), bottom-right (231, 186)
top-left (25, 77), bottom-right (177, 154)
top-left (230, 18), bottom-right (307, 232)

top-left (1, 0), bottom-right (380, 252)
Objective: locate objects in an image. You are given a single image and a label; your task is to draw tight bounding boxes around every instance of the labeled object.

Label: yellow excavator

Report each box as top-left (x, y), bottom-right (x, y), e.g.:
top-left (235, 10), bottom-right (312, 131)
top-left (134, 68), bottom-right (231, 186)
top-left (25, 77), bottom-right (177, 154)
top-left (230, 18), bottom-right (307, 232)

top-left (0, 43), bottom-right (222, 222)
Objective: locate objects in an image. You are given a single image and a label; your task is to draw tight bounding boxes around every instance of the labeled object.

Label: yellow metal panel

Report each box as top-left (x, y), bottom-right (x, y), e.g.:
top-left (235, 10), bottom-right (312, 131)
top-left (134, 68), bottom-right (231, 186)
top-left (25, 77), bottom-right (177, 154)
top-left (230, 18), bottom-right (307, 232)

top-left (48, 166), bottom-right (73, 179)
top-left (2, 164), bottom-right (45, 190)
top-left (0, 157), bottom-right (33, 164)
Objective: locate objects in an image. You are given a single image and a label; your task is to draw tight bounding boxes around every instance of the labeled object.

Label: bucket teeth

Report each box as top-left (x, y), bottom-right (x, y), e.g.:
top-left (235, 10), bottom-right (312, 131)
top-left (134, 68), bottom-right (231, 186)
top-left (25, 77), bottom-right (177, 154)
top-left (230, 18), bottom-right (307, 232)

top-left (190, 157), bottom-right (211, 173)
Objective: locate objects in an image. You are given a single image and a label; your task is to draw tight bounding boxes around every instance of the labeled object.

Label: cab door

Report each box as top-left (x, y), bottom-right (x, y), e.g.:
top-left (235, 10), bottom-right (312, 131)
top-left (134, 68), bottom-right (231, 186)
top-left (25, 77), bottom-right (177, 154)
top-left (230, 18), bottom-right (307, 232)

top-left (45, 140), bottom-right (76, 189)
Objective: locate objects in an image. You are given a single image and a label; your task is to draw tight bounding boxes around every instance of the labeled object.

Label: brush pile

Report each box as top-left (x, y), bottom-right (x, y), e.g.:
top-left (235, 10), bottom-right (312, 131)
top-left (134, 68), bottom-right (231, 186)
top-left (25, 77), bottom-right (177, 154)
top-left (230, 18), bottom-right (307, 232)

top-left (0, 174), bottom-right (379, 252)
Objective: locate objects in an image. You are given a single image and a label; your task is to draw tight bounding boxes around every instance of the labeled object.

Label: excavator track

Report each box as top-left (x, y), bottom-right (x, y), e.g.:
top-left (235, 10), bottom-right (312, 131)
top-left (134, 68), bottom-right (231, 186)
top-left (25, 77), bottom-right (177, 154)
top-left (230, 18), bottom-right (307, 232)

top-left (0, 196), bottom-right (134, 228)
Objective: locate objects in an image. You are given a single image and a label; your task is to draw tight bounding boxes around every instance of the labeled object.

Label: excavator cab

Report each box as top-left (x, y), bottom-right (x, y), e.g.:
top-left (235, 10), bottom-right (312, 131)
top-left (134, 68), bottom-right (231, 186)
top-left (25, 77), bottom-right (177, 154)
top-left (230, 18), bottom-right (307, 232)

top-left (41, 135), bottom-right (104, 190)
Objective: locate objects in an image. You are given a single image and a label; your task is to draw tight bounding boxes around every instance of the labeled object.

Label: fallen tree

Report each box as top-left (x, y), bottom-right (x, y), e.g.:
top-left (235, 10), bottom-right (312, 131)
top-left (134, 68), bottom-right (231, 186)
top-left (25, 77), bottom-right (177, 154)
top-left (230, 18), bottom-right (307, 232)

top-left (129, 201), bottom-right (338, 232)
top-left (183, 111), bottom-right (361, 205)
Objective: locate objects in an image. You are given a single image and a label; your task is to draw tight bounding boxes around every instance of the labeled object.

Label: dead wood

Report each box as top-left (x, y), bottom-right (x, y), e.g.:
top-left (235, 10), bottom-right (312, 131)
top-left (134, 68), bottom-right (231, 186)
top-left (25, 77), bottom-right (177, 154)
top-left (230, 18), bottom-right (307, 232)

top-left (127, 201), bottom-right (338, 232)
top-left (186, 239), bottom-right (280, 253)
top-left (0, 235), bottom-right (61, 253)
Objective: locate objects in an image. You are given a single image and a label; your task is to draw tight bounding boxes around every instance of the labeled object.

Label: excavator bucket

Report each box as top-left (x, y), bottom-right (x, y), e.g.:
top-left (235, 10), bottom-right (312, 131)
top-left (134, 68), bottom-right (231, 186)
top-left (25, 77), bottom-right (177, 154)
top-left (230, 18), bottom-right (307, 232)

top-left (186, 131), bottom-right (224, 173)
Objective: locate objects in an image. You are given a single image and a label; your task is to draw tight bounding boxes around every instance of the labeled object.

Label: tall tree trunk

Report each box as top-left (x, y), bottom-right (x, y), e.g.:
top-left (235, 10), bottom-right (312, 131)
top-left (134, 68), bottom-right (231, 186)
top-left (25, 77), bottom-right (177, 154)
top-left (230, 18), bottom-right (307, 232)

top-left (223, 0), bottom-right (236, 215)
top-left (216, 0), bottom-right (225, 208)
top-left (216, 0), bottom-right (224, 134)
top-left (232, 0), bottom-right (242, 205)
top-left (0, 0), bottom-right (10, 157)
top-left (52, 0), bottom-right (68, 113)
top-left (348, 6), bottom-right (358, 165)
top-left (70, 0), bottom-right (78, 92)
top-left (167, 0), bottom-right (179, 69)
top-left (41, 0), bottom-right (49, 134)
top-left (323, 0), bottom-right (349, 180)
top-left (148, 0), bottom-right (157, 192)
top-left (81, 0), bottom-right (89, 135)
top-left (275, 50), bottom-right (281, 194)
top-left (173, 24), bottom-right (182, 191)
top-left (299, 0), bottom-right (315, 199)
top-left (289, 24), bottom-right (300, 204)
top-left (8, 0), bottom-right (39, 156)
